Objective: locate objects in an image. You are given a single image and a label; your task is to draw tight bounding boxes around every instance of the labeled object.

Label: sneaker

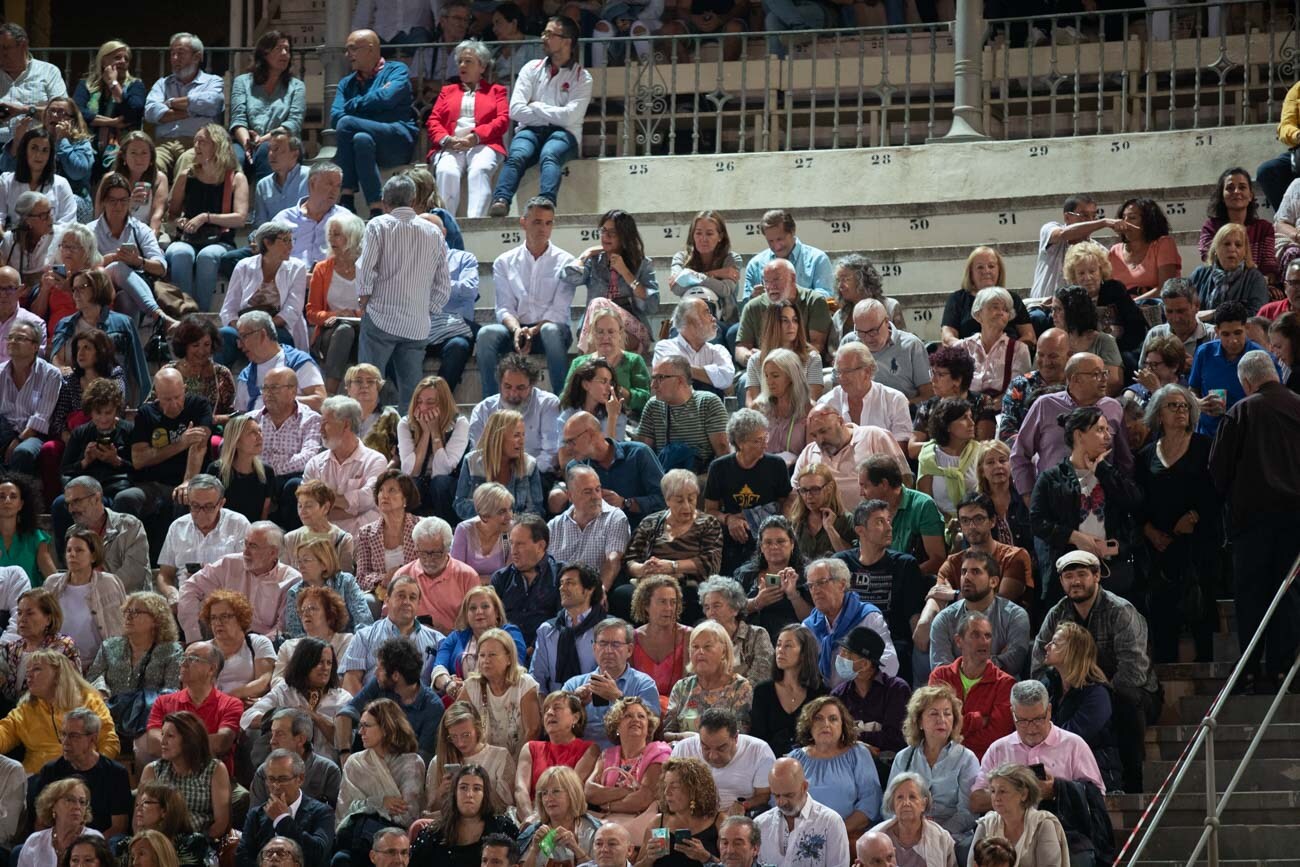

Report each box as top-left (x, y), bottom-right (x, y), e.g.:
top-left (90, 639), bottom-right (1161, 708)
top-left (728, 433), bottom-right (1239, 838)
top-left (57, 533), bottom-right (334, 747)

top-left (488, 200), bottom-right (510, 218)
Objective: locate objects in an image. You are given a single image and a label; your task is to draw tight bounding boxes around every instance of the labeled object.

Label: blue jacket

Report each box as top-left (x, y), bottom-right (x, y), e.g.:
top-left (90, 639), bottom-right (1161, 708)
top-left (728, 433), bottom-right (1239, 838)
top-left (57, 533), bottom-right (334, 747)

top-left (340, 681), bottom-right (444, 761)
top-left (330, 60), bottom-right (417, 133)
top-left (804, 591), bottom-right (884, 681)
top-left (238, 345), bottom-right (316, 411)
top-left (432, 622), bottom-right (526, 680)
top-left (52, 308), bottom-right (148, 404)
top-left (491, 555), bottom-right (562, 649)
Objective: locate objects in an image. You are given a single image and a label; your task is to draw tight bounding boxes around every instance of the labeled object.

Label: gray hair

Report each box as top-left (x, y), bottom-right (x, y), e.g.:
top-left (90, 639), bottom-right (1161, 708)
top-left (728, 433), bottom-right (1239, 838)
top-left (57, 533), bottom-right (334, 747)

top-left (0, 24), bottom-right (27, 44)
top-left (252, 220), bottom-right (295, 254)
top-left (719, 815), bottom-right (761, 847)
top-left (883, 771), bottom-right (932, 812)
top-left (833, 253), bottom-right (884, 298)
top-left (565, 463), bottom-right (600, 487)
top-left (327, 212), bottom-right (364, 261)
top-left (412, 516), bottom-right (453, 548)
top-left (660, 468), bottom-right (699, 500)
top-left (320, 395), bottom-right (362, 433)
top-left (170, 32), bottom-right (204, 56)
top-left (269, 707), bottom-right (314, 743)
top-left (1011, 679), bottom-right (1050, 709)
top-left (13, 191), bottom-right (48, 220)
top-left (523, 196), bottom-right (555, 216)
top-left (237, 309), bottom-right (277, 341)
top-left (455, 38), bottom-right (494, 69)
top-left (1144, 383), bottom-right (1199, 436)
top-left (64, 476), bottom-right (103, 497)
top-left (259, 838), bottom-right (302, 867)
top-left (309, 160), bottom-right (343, 182)
top-left (698, 575), bottom-right (747, 615)
top-left (472, 481), bottom-right (514, 516)
top-left (186, 473), bottom-right (225, 497)
top-left (56, 224), bottom-right (102, 267)
top-left (835, 340), bottom-right (877, 372)
top-left (1159, 277), bottom-right (1198, 305)
top-left (763, 258), bottom-right (796, 279)
top-left (955, 609), bottom-right (991, 637)
top-left (853, 298), bottom-right (888, 324)
top-left (672, 296), bottom-right (710, 332)
top-left (371, 829), bottom-right (408, 851)
top-left (381, 175), bottom-right (416, 208)
top-left (726, 407), bottom-right (769, 447)
top-left (807, 557), bottom-right (850, 587)
top-left (267, 128), bottom-right (303, 155)
top-left (972, 286), bottom-right (1014, 318)
top-left (8, 321), bottom-right (39, 344)
top-left (1238, 349), bottom-right (1280, 389)
top-left (266, 747), bottom-right (306, 776)
top-left (594, 616), bottom-right (634, 644)
top-left (249, 521), bottom-right (285, 552)
top-left (656, 355), bottom-right (691, 382)
top-left (64, 707), bottom-right (103, 736)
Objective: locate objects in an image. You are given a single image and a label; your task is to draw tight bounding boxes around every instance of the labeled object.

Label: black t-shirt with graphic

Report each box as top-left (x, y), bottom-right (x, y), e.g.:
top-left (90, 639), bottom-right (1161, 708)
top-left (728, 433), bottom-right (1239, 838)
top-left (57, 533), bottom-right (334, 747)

top-left (833, 547), bottom-right (927, 642)
top-left (128, 394), bottom-right (213, 485)
top-left (704, 453), bottom-right (792, 516)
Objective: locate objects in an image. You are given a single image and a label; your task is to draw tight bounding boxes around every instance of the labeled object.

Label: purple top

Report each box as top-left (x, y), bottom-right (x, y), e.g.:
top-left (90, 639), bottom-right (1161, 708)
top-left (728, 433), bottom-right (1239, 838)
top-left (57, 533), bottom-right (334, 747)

top-left (1009, 390), bottom-right (1133, 497)
top-left (450, 517), bottom-right (509, 576)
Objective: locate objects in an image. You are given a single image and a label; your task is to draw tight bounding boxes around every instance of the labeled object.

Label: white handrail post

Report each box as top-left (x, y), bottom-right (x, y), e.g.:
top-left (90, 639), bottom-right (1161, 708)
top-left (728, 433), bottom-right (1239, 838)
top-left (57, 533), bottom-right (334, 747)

top-left (934, 0), bottom-right (987, 142)
top-left (1204, 718), bottom-right (1218, 867)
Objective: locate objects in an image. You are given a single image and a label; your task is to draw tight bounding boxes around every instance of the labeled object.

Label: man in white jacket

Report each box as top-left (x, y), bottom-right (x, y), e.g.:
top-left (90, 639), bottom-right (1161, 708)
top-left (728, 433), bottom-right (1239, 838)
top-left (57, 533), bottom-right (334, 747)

top-left (487, 15), bottom-right (592, 216)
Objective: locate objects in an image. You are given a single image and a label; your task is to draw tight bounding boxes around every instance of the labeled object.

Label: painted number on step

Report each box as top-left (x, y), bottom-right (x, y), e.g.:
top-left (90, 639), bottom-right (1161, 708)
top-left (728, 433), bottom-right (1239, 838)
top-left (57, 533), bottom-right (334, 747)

top-left (662, 227), bottom-right (681, 239)
top-left (580, 228), bottom-right (599, 241)
top-left (909, 217), bottom-right (930, 232)
top-left (879, 264), bottom-right (903, 277)
top-left (1110, 140), bottom-right (1130, 152)
top-left (1165, 202), bottom-right (1187, 215)
top-left (830, 221), bottom-right (852, 234)
top-left (1194, 134), bottom-right (1213, 147)
top-left (744, 223), bottom-right (761, 236)
top-left (627, 163), bottom-right (649, 175)
top-left (911, 309), bottom-right (933, 322)
top-left (715, 160), bottom-right (735, 172)
top-left (500, 231), bottom-right (522, 245)
top-left (794, 156), bottom-right (814, 169)
top-left (998, 212), bottom-right (1017, 225)
top-left (1028, 144), bottom-right (1049, 157)
top-left (870, 153), bottom-right (891, 165)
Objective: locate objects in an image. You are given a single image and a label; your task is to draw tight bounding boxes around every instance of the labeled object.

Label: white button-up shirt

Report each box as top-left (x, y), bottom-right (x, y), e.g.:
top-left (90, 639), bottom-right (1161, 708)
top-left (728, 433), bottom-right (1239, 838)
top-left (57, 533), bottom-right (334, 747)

top-left (653, 333), bottom-right (735, 390)
top-left (492, 241), bottom-right (577, 328)
top-left (356, 207), bottom-right (451, 342)
top-left (273, 199), bottom-right (348, 268)
top-left (756, 795), bottom-right (850, 867)
top-left (817, 382), bottom-right (913, 443)
top-left (158, 509), bottom-right (252, 583)
top-left (509, 59), bottom-right (593, 148)
top-left (302, 440), bottom-right (390, 533)
top-left (0, 58), bottom-right (66, 145)
top-left (0, 357), bottom-right (60, 434)
top-left (220, 254), bottom-right (310, 350)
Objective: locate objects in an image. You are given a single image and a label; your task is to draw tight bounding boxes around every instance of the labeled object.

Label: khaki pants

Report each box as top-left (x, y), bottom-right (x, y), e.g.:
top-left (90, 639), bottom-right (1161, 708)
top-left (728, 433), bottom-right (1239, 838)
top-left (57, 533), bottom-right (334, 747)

top-left (155, 137), bottom-right (195, 180)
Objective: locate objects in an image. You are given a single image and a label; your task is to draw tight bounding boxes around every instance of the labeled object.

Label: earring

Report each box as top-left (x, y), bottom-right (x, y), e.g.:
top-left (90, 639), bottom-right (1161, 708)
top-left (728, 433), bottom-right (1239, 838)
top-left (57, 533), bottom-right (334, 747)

top-left (689, 798), bottom-right (697, 814)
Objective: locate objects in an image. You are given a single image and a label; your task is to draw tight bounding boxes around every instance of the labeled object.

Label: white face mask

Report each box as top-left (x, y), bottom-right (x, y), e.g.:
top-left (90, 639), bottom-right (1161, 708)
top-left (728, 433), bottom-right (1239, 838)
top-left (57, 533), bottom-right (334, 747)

top-left (834, 654), bottom-right (859, 681)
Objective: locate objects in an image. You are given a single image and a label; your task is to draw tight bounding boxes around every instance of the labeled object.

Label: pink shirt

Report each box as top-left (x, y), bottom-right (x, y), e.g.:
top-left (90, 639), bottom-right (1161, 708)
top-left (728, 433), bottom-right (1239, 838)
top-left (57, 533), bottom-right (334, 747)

top-left (959, 332), bottom-right (1032, 396)
top-left (791, 422), bottom-right (912, 513)
top-left (394, 555), bottom-right (481, 635)
top-left (1107, 236), bottom-right (1182, 294)
top-left (177, 553), bottom-right (301, 643)
top-left (974, 724), bottom-right (1105, 793)
top-left (302, 439), bottom-right (389, 533)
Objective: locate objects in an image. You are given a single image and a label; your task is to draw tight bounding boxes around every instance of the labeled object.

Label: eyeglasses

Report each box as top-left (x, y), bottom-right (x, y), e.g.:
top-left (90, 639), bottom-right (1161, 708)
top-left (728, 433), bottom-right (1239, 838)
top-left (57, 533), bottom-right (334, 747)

top-left (1162, 402), bottom-right (1191, 413)
top-left (208, 612), bottom-right (238, 623)
top-left (265, 773), bottom-right (299, 784)
top-left (807, 577), bottom-right (835, 590)
top-left (104, 195), bottom-right (130, 204)
top-left (836, 365), bottom-right (868, 376)
top-left (1012, 712), bottom-right (1050, 726)
top-left (796, 484), bottom-right (825, 496)
top-left (594, 640), bottom-right (628, 650)
top-left (236, 330), bottom-right (259, 341)
top-left (1073, 370), bottom-right (1109, 381)
top-left (123, 608), bottom-right (152, 619)
top-left (180, 654), bottom-right (213, 665)
top-left (261, 851), bottom-right (300, 863)
top-left (650, 374), bottom-right (681, 382)
top-left (855, 323), bottom-right (887, 341)
top-left (957, 514), bottom-right (990, 525)
top-left (4, 334), bottom-right (33, 343)
top-left (189, 501), bottom-right (220, 513)
top-left (58, 731), bottom-right (91, 741)
top-left (417, 548), bottom-right (448, 559)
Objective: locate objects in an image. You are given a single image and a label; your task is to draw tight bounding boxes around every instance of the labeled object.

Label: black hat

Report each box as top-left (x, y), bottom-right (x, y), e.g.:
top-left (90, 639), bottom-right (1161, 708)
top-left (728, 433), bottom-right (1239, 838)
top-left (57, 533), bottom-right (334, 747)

top-left (836, 626), bottom-right (885, 665)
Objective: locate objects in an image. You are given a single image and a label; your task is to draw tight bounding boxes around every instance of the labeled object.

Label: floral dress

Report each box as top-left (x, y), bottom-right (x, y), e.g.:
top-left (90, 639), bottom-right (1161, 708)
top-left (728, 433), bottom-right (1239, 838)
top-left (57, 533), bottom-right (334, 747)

top-left (664, 673), bottom-right (754, 735)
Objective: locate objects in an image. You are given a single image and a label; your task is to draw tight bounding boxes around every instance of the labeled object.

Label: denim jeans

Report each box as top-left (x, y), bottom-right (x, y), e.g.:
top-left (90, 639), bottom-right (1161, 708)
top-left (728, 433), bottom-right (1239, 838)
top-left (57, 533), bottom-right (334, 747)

top-left (5, 436), bottom-right (41, 475)
top-left (216, 324), bottom-right (295, 368)
top-left (1257, 153), bottom-right (1297, 212)
top-left (232, 140), bottom-right (274, 190)
top-left (428, 332), bottom-right (475, 393)
top-left (358, 315), bottom-right (428, 408)
top-left (335, 115), bottom-right (417, 208)
top-left (475, 321), bottom-right (572, 396)
top-left (763, 0), bottom-right (828, 54)
top-left (103, 261), bottom-right (163, 318)
top-left (491, 126), bottom-right (578, 206)
top-left (165, 242), bottom-right (231, 312)
top-left (219, 246), bottom-right (255, 280)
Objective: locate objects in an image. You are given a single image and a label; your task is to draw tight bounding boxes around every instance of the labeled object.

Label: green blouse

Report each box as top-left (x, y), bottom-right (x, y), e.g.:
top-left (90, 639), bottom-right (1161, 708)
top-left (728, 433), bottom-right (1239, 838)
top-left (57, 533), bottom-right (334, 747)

top-left (0, 529), bottom-right (49, 587)
top-left (564, 351), bottom-right (651, 415)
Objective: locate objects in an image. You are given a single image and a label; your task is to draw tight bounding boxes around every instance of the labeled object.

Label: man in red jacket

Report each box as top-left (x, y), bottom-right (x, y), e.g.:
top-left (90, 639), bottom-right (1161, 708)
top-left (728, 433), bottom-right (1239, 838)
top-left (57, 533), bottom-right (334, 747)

top-left (928, 611), bottom-right (1015, 759)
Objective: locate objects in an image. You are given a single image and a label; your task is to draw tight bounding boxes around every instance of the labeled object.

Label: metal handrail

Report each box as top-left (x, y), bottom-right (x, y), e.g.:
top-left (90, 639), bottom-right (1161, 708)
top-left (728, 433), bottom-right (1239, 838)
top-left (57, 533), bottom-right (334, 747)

top-left (1119, 552), bottom-right (1300, 867)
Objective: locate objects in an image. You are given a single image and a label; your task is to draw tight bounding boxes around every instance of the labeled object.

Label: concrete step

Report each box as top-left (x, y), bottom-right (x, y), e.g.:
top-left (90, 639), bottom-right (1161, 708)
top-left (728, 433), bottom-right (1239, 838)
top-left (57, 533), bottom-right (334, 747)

top-left (453, 184), bottom-right (1233, 261)
top-left (1146, 723), bottom-right (1300, 762)
top-left (1179, 695), bottom-right (1300, 726)
top-left (1116, 825), bottom-right (1300, 861)
top-left (1108, 790), bottom-right (1300, 829)
top-left (1143, 758), bottom-right (1300, 793)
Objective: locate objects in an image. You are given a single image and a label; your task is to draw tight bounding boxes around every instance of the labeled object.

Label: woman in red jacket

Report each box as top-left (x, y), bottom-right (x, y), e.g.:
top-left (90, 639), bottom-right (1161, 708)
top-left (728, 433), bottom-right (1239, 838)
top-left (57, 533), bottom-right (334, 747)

top-left (426, 39), bottom-right (509, 219)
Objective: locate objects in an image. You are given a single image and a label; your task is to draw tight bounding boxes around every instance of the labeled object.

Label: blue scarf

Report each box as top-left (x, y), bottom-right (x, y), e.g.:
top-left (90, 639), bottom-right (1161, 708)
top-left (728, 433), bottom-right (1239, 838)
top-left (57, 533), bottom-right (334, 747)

top-left (806, 591), bottom-right (880, 680)
top-left (239, 345), bottom-right (315, 410)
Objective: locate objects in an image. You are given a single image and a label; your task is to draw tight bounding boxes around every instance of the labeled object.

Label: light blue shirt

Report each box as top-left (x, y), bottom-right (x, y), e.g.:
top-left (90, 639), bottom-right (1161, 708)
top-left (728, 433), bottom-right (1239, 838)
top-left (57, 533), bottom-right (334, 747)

top-left (230, 72), bottom-right (306, 137)
top-left (885, 741), bottom-right (981, 849)
top-left (529, 608), bottom-right (599, 695)
top-left (562, 665), bottom-right (661, 749)
top-left (442, 248), bottom-right (480, 323)
top-left (339, 617), bottom-right (446, 687)
top-left (742, 238), bottom-right (834, 301)
top-left (468, 387), bottom-right (561, 473)
top-left (144, 70), bottom-right (225, 140)
top-left (790, 743), bottom-right (883, 823)
top-left (257, 166), bottom-right (310, 228)
top-left (272, 197), bottom-right (347, 267)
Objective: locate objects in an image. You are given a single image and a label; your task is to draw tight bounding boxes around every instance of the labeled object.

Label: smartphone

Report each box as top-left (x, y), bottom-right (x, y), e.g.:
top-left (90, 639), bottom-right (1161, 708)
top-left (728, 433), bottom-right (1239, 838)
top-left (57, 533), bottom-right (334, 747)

top-left (134, 181), bottom-right (152, 192)
top-left (95, 434), bottom-right (114, 447)
top-left (1104, 539), bottom-right (1120, 556)
top-left (51, 264), bottom-right (66, 277)
top-left (671, 829), bottom-right (691, 846)
top-left (1030, 763), bottom-right (1047, 780)
top-left (765, 573), bottom-right (781, 587)
top-left (185, 562), bottom-right (201, 575)
top-left (650, 828), bottom-right (669, 850)
top-left (119, 243), bottom-right (138, 257)
top-left (1211, 388), bottom-right (1228, 402)
top-left (443, 763), bottom-right (461, 777)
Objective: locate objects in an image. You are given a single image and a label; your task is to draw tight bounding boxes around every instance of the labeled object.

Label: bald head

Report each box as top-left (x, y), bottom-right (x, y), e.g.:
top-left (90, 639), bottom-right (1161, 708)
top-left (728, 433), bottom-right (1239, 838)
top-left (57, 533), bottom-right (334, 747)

top-left (262, 366), bottom-right (299, 415)
top-left (769, 757), bottom-right (808, 817)
top-left (591, 822), bottom-right (632, 867)
top-left (345, 30), bottom-right (381, 73)
top-left (856, 831), bottom-right (896, 867)
top-left (561, 410), bottom-right (602, 459)
top-left (1035, 327), bottom-right (1069, 382)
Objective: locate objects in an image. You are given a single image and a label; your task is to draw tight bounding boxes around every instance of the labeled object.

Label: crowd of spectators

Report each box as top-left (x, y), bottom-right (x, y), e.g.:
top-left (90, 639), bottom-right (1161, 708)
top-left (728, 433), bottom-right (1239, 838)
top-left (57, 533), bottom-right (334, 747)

top-left (0, 13), bottom-right (1291, 867)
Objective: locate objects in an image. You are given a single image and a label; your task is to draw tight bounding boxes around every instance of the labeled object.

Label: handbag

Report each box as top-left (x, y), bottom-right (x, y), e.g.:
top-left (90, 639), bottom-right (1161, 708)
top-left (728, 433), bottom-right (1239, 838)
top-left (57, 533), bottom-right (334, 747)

top-left (153, 278), bottom-right (199, 318)
top-left (655, 401), bottom-right (701, 472)
top-left (180, 170), bottom-right (234, 250)
top-left (105, 644), bottom-right (170, 740)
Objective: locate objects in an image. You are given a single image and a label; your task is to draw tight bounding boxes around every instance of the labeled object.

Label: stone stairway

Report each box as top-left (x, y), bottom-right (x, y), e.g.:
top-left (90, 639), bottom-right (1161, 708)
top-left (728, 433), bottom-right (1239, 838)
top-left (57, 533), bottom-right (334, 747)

top-left (1104, 600), bottom-right (1300, 866)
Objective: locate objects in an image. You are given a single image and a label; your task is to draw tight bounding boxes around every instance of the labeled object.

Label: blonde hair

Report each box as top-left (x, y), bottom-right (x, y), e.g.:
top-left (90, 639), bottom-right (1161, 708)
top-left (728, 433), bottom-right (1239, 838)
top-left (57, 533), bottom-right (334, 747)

top-left (84, 40), bottom-right (136, 91)
top-left (296, 536), bottom-right (340, 579)
top-left (451, 586), bottom-right (507, 632)
top-left (1062, 239), bottom-right (1113, 283)
top-left (467, 627), bottom-right (522, 688)
top-left (1048, 622), bottom-right (1108, 689)
top-left (580, 306), bottom-right (626, 354)
top-left (344, 363), bottom-right (384, 390)
top-left (195, 123), bottom-right (238, 175)
top-left (988, 763), bottom-right (1042, 811)
top-left (901, 683), bottom-right (964, 747)
top-left (216, 414), bottom-right (266, 487)
top-left (1208, 222), bottom-right (1255, 269)
top-left (479, 410), bottom-right (526, 481)
top-left (687, 620), bottom-right (735, 678)
top-left (406, 376), bottom-right (459, 445)
top-left (435, 701), bottom-right (485, 764)
top-left (327, 212), bottom-right (365, 262)
top-left (976, 440), bottom-right (1012, 497)
top-left (658, 757), bottom-right (719, 817)
top-left (130, 830), bottom-right (180, 867)
top-left (35, 777), bottom-right (92, 826)
top-left (603, 695), bottom-right (660, 743)
top-left (753, 347), bottom-right (811, 426)
top-left (122, 591), bottom-right (178, 644)
top-left (472, 481), bottom-right (514, 518)
top-left (961, 246), bottom-right (1006, 294)
top-left (786, 463), bottom-right (842, 528)
top-left (533, 765), bottom-right (586, 823)
top-left (24, 650), bottom-right (94, 712)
